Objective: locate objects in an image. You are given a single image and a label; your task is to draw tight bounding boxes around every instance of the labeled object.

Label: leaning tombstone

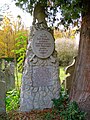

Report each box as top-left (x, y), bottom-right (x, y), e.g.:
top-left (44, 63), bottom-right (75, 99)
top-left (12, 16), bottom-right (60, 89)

top-left (0, 81), bottom-right (6, 114)
top-left (20, 3), bottom-right (60, 112)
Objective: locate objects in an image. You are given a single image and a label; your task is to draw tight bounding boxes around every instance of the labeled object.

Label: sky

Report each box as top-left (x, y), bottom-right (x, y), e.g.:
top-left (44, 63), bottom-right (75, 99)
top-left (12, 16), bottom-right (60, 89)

top-left (0, 0), bottom-right (33, 28)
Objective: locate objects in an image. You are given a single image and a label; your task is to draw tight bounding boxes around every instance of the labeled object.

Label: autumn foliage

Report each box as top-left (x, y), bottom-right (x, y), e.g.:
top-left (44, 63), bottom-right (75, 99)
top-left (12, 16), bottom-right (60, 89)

top-left (0, 15), bottom-right (28, 59)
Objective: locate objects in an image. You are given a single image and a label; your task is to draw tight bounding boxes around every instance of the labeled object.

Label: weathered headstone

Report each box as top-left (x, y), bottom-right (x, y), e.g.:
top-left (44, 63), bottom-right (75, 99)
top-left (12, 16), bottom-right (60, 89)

top-left (0, 60), bottom-right (15, 91)
top-left (0, 62), bottom-right (6, 114)
top-left (0, 81), bottom-right (6, 114)
top-left (20, 3), bottom-right (60, 112)
top-left (4, 63), bottom-right (15, 91)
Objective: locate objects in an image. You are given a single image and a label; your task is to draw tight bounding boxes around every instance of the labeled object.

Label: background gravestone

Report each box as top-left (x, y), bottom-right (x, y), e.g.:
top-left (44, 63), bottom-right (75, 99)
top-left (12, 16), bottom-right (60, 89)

top-left (0, 60), bottom-right (15, 91)
top-left (20, 3), bottom-right (60, 112)
top-left (4, 62), bottom-right (15, 91)
top-left (0, 62), bottom-right (6, 113)
top-left (0, 81), bottom-right (6, 114)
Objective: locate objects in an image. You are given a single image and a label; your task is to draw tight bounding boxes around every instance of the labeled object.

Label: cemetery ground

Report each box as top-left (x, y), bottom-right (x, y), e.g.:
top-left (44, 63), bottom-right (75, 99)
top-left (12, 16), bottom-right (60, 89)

top-left (0, 67), bottom-right (86, 120)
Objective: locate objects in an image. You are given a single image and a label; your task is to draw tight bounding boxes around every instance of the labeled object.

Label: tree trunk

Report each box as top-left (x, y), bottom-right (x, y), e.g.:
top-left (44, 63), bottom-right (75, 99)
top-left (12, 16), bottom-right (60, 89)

top-left (70, 1), bottom-right (90, 119)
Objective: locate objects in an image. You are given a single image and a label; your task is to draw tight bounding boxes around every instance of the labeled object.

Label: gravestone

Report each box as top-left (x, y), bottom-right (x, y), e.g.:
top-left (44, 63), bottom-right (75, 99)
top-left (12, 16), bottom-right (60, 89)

top-left (4, 63), bottom-right (15, 91)
top-left (0, 60), bottom-right (15, 91)
top-left (0, 62), bottom-right (6, 113)
top-left (20, 3), bottom-right (60, 112)
top-left (0, 81), bottom-right (6, 114)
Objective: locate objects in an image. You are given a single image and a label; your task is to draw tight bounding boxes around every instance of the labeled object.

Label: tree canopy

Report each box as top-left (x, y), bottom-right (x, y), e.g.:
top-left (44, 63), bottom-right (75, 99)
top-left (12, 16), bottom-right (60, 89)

top-left (14, 0), bottom-right (88, 28)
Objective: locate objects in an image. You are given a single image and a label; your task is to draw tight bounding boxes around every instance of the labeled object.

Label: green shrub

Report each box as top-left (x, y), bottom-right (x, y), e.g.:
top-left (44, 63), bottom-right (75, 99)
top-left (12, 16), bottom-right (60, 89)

top-left (6, 89), bottom-right (20, 111)
top-left (61, 101), bottom-right (86, 120)
top-left (44, 88), bottom-right (86, 120)
top-left (55, 38), bottom-right (78, 66)
top-left (44, 112), bottom-right (55, 120)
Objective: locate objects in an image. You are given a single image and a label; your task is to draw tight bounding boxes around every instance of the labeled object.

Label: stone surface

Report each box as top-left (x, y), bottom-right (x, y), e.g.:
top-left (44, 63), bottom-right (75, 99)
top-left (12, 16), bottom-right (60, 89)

top-left (0, 81), bottom-right (6, 113)
top-left (20, 23), bottom-right (60, 112)
top-left (32, 66), bottom-right (53, 87)
top-left (0, 61), bottom-right (15, 91)
top-left (4, 63), bottom-right (15, 91)
top-left (31, 30), bottom-right (54, 58)
top-left (0, 69), bottom-right (5, 82)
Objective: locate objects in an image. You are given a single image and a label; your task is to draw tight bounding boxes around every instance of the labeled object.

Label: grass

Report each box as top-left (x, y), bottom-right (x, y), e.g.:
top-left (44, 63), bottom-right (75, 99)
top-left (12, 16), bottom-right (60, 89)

top-left (15, 72), bottom-right (22, 88)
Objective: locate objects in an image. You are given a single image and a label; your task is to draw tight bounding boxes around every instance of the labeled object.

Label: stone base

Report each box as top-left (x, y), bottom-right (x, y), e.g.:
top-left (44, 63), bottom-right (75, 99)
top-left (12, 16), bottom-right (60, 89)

top-left (20, 80), bottom-right (60, 112)
top-left (20, 56), bottom-right (60, 112)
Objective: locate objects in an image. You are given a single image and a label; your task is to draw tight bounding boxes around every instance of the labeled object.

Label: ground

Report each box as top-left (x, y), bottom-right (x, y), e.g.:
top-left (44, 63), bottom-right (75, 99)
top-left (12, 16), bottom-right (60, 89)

top-left (0, 108), bottom-right (61, 120)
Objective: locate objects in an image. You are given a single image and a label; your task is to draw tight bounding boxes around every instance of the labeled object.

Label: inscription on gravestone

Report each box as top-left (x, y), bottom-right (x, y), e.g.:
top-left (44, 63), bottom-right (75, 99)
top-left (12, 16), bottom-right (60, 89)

top-left (32, 66), bottom-right (53, 87)
top-left (31, 30), bottom-right (54, 58)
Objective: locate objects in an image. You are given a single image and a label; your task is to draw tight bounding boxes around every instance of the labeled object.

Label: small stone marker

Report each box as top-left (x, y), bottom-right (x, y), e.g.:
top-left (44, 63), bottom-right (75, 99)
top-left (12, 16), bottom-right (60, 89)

top-left (0, 81), bottom-right (6, 114)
